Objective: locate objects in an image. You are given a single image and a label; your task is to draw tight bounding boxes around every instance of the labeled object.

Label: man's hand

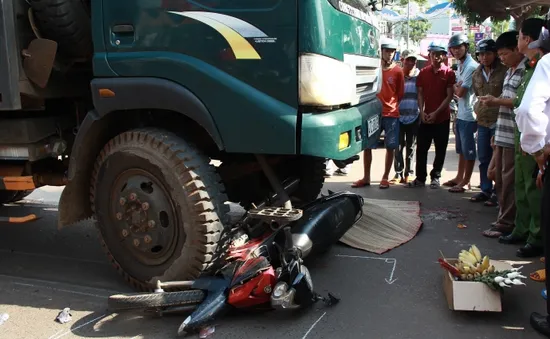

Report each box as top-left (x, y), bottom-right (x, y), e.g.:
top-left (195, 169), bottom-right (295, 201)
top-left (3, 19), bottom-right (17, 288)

top-left (534, 145), bottom-right (550, 173)
top-left (424, 112), bottom-right (435, 124)
top-left (537, 172), bottom-right (544, 190)
top-left (421, 112), bottom-right (430, 124)
top-left (479, 95), bottom-right (497, 107)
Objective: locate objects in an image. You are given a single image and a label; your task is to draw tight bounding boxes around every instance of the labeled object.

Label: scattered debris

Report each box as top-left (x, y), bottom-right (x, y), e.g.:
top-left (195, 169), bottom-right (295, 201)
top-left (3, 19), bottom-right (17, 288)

top-left (55, 308), bottom-right (72, 324)
top-left (502, 326), bottom-right (524, 330)
top-left (199, 325), bottom-right (215, 338)
top-left (457, 223), bottom-right (467, 229)
top-left (421, 208), bottom-right (465, 222)
top-left (0, 313), bottom-right (8, 325)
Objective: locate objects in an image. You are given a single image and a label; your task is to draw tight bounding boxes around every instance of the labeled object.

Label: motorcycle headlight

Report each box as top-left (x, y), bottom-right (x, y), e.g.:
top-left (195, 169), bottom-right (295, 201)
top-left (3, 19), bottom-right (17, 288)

top-left (272, 282), bottom-right (289, 298)
top-left (299, 53), bottom-right (355, 107)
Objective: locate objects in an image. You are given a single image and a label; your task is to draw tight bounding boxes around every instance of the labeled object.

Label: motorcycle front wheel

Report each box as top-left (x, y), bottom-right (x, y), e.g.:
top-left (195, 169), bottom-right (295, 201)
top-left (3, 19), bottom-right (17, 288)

top-left (108, 290), bottom-right (205, 311)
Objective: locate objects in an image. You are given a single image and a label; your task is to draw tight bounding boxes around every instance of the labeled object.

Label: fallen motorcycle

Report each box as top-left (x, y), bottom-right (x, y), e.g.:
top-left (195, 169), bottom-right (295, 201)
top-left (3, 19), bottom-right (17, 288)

top-left (107, 190), bottom-right (364, 336)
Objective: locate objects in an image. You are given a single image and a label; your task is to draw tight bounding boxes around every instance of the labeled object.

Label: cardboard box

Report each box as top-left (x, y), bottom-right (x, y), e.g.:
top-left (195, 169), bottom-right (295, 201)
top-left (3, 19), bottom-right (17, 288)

top-left (443, 259), bottom-right (513, 312)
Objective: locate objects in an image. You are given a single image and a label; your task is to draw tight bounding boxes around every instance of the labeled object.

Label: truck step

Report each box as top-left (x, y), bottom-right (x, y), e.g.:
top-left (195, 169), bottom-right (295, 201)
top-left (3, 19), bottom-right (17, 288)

top-left (247, 207), bottom-right (303, 224)
top-left (0, 176), bottom-right (36, 190)
top-left (0, 214), bottom-right (40, 224)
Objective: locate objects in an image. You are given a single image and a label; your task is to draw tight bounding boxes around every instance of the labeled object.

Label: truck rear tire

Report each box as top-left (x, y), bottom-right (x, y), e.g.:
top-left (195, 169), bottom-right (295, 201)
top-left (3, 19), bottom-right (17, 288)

top-left (29, 0), bottom-right (92, 59)
top-left (90, 128), bottom-right (230, 292)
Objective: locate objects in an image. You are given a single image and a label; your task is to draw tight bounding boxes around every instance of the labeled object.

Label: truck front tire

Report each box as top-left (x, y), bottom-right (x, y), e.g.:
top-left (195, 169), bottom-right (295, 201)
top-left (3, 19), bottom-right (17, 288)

top-left (90, 128), bottom-right (229, 291)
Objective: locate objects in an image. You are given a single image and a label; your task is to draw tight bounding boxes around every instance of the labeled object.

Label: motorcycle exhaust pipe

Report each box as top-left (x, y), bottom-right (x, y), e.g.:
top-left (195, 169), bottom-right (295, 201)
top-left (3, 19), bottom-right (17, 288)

top-left (290, 191), bottom-right (364, 259)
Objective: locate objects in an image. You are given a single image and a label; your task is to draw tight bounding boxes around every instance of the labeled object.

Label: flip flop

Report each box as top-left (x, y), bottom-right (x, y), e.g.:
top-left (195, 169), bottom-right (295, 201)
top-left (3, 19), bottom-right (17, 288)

top-left (443, 180), bottom-right (459, 187)
top-left (482, 225), bottom-right (512, 238)
top-left (471, 192), bottom-right (490, 202)
top-left (351, 179), bottom-right (370, 188)
top-left (448, 186), bottom-right (466, 193)
top-left (379, 179), bottom-right (390, 189)
top-left (531, 269), bottom-right (546, 282)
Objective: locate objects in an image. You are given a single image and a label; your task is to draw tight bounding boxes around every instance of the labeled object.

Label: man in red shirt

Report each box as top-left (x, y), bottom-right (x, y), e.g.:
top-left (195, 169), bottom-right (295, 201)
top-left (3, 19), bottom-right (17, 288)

top-left (407, 41), bottom-right (456, 188)
top-left (352, 38), bottom-right (404, 189)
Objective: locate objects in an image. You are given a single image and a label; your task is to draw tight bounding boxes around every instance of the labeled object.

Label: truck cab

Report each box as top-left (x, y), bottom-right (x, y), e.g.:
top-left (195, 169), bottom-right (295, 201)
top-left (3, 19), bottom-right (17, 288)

top-left (0, 0), bottom-right (382, 290)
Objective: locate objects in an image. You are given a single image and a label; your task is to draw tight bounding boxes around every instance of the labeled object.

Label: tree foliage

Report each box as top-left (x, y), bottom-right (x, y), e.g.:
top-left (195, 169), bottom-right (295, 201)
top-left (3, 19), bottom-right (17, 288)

top-left (397, 0), bottom-right (427, 7)
top-left (408, 19), bottom-right (432, 43)
top-left (452, 0), bottom-right (484, 25)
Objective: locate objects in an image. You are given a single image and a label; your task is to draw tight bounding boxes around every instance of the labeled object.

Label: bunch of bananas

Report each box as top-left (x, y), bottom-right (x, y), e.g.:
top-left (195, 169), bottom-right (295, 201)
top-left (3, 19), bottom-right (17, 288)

top-left (454, 245), bottom-right (496, 281)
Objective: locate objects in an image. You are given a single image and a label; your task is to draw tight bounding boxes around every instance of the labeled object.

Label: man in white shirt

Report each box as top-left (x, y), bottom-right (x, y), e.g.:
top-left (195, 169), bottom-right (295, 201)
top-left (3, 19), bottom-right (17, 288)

top-left (514, 16), bottom-right (550, 337)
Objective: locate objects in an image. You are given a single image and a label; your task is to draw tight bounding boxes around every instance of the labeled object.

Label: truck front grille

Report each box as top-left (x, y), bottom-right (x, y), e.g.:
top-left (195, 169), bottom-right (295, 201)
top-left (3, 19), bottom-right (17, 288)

top-left (343, 54), bottom-right (381, 106)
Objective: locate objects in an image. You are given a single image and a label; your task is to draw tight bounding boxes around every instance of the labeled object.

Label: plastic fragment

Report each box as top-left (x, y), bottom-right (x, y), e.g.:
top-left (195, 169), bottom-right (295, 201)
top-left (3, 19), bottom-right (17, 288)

top-left (199, 325), bottom-right (215, 338)
top-left (55, 308), bottom-right (72, 324)
top-left (0, 313), bottom-right (8, 325)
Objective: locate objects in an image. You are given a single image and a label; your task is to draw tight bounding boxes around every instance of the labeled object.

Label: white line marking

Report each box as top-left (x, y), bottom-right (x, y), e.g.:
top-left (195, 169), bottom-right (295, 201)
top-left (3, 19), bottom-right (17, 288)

top-left (49, 313), bottom-right (108, 339)
top-left (13, 282), bottom-right (108, 299)
top-left (301, 312), bottom-right (327, 339)
top-left (336, 254), bottom-right (398, 284)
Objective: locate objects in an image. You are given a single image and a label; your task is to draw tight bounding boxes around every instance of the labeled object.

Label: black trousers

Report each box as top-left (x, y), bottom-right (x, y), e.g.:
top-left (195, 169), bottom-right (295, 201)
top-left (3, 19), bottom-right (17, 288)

top-left (415, 120), bottom-right (450, 183)
top-left (394, 119), bottom-right (419, 177)
top-left (543, 159), bottom-right (550, 315)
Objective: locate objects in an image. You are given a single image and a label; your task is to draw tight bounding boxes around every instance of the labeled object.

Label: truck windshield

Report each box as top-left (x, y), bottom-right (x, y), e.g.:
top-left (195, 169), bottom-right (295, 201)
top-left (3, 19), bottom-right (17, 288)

top-left (326, 0), bottom-right (374, 23)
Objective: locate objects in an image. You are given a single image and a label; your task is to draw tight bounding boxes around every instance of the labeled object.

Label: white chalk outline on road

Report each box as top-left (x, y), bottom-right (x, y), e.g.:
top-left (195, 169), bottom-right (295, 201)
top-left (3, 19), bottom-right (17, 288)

top-left (301, 311), bottom-right (327, 339)
top-left (47, 313), bottom-right (109, 339)
top-left (336, 254), bottom-right (398, 284)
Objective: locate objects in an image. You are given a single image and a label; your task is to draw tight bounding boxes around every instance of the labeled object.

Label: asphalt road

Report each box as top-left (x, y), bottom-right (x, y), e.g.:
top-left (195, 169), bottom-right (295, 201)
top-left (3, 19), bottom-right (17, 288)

top-left (0, 139), bottom-right (547, 339)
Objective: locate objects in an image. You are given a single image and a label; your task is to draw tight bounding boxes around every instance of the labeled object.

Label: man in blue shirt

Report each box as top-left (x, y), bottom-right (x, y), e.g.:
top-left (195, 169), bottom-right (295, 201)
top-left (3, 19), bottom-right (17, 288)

top-left (445, 34), bottom-right (480, 193)
top-left (391, 51), bottom-right (420, 184)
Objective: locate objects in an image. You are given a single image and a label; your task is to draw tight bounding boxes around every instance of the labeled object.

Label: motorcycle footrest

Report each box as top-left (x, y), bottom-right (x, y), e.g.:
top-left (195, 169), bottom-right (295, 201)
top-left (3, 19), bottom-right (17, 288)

top-left (246, 207), bottom-right (303, 223)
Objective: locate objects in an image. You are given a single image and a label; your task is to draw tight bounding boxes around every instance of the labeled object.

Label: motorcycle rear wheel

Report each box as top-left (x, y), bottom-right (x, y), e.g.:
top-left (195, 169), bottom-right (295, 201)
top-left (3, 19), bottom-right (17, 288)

top-left (108, 290), bottom-right (205, 311)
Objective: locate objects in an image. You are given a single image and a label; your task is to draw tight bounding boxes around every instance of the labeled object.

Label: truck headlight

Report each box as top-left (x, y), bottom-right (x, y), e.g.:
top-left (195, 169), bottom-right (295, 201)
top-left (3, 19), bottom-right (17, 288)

top-left (299, 53), bottom-right (355, 107)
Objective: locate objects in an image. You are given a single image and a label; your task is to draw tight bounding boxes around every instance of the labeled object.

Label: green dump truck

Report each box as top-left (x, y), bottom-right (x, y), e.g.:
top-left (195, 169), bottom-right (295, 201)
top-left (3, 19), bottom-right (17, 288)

top-left (0, 0), bottom-right (382, 290)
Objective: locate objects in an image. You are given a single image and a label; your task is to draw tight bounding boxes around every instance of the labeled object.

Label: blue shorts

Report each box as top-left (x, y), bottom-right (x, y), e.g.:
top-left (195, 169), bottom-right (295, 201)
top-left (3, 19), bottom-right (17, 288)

top-left (455, 119), bottom-right (477, 160)
top-left (368, 117), bottom-right (399, 150)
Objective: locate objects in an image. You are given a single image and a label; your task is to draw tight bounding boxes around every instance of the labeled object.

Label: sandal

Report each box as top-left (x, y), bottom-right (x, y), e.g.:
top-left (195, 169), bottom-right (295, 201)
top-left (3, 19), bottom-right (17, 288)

top-left (482, 225), bottom-right (513, 238)
top-left (470, 192), bottom-right (490, 202)
top-left (531, 269), bottom-right (546, 282)
top-left (443, 180), bottom-right (459, 187)
top-left (351, 179), bottom-right (370, 188)
top-left (379, 179), bottom-right (390, 189)
top-left (448, 186), bottom-right (467, 193)
top-left (405, 179), bottom-right (425, 188)
top-left (484, 194), bottom-right (498, 207)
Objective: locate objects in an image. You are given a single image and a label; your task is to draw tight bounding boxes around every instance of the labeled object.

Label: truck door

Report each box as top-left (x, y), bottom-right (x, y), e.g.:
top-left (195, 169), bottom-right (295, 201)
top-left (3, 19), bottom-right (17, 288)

top-left (99, 0), bottom-right (300, 155)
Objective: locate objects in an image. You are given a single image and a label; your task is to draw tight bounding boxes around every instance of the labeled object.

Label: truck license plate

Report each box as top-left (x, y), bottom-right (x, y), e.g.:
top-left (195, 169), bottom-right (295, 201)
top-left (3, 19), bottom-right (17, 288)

top-left (367, 116), bottom-right (379, 138)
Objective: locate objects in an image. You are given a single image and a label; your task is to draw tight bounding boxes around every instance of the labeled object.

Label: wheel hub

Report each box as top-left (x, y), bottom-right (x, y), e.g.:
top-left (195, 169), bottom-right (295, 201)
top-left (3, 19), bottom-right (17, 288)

top-left (110, 170), bottom-right (180, 266)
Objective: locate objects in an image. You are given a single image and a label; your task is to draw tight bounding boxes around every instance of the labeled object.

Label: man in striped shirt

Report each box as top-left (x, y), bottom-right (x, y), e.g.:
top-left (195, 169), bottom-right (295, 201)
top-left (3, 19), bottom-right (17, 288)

top-left (479, 31), bottom-right (525, 238)
top-left (391, 51), bottom-right (420, 184)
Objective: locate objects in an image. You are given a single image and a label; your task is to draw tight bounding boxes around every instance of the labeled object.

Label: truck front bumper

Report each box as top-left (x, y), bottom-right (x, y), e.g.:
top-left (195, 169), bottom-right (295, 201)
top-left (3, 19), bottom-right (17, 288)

top-left (300, 98), bottom-right (382, 161)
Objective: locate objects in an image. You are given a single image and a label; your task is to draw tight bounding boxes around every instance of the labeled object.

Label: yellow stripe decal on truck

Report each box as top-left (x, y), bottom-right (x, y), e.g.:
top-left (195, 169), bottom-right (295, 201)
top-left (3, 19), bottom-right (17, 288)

top-left (169, 11), bottom-right (262, 60)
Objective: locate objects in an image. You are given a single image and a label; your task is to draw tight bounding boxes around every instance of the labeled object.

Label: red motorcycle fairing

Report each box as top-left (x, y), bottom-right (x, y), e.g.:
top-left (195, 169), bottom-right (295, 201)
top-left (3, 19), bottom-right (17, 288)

top-left (226, 232), bottom-right (273, 261)
top-left (227, 257), bottom-right (276, 308)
